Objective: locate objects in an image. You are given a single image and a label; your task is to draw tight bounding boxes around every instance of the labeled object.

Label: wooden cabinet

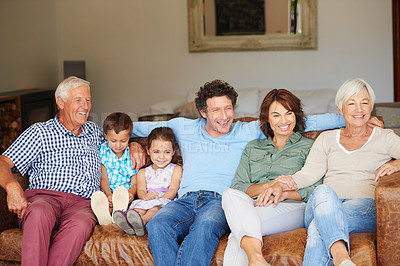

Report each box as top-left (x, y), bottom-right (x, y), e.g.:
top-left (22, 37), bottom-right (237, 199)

top-left (0, 88), bottom-right (56, 154)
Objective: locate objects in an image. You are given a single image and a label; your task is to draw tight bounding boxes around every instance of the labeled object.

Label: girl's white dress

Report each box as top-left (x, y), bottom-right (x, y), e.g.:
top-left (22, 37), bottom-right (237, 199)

top-left (128, 163), bottom-right (177, 210)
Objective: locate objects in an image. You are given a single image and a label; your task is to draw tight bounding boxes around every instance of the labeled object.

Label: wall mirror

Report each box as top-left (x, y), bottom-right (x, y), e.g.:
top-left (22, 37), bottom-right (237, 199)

top-left (188, 0), bottom-right (317, 52)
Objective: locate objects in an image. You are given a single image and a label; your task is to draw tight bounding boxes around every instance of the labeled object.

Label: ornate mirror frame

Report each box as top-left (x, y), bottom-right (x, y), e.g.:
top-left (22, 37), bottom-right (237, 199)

top-left (188, 0), bottom-right (318, 52)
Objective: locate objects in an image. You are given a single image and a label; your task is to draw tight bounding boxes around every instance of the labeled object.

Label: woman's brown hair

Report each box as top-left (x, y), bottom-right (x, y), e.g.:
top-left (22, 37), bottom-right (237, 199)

top-left (259, 89), bottom-right (305, 138)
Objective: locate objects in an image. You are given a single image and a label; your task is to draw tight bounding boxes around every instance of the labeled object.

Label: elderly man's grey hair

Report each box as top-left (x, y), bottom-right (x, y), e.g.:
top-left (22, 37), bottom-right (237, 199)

top-left (55, 76), bottom-right (90, 103)
top-left (335, 78), bottom-right (376, 112)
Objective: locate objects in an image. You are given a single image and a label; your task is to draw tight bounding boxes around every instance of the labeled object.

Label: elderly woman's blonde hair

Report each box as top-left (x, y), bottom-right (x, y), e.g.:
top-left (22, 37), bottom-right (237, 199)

top-left (55, 76), bottom-right (90, 103)
top-left (335, 78), bottom-right (376, 112)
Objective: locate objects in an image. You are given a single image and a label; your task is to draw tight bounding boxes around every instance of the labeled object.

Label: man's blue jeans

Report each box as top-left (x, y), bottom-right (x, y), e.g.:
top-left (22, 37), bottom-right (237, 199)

top-left (146, 190), bottom-right (230, 266)
top-left (302, 184), bottom-right (376, 266)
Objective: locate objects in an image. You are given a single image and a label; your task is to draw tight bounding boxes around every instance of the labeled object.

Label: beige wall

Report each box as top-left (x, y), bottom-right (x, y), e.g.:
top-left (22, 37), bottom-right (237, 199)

top-left (0, 0), bottom-right (393, 124)
top-left (0, 0), bottom-right (58, 91)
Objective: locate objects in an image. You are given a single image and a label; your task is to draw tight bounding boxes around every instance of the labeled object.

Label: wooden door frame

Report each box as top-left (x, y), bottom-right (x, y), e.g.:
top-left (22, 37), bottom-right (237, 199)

top-left (394, 0), bottom-right (400, 101)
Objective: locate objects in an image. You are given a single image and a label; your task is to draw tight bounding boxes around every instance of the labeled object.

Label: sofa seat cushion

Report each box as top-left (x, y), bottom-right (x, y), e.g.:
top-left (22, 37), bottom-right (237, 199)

top-left (1, 226), bottom-right (376, 265)
top-left (212, 229), bottom-right (376, 266)
top-left (0, 225), bottom-right (154, 265)
top-left (75, 224), bottom-right (153, 265)
top-left (0, 229), bottom-right (23, 262)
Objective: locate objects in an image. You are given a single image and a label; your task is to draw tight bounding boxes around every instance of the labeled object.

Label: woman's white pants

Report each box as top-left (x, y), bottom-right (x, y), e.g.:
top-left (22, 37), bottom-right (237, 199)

top-left (221, 188), bottom-right (306, 266)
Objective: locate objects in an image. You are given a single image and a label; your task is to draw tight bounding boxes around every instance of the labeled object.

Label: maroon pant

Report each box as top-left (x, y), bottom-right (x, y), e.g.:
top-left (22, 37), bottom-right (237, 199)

top-left (19, 189), bottom-right (96, 266)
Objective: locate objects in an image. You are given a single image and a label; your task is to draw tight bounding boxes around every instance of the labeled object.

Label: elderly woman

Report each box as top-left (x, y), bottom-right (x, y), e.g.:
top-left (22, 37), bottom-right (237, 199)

top-left (221, 89), bottom-right (321, 265)
top-left (261, 78), bottom-right (400, 266)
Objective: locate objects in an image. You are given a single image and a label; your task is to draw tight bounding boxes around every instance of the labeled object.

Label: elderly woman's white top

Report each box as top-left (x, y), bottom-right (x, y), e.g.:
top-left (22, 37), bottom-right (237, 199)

top-left (293, 127), bottom-right (400, 199)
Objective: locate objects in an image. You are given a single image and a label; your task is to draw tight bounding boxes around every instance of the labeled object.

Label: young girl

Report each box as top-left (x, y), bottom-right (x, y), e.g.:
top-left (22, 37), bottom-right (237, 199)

top-left (113, 127), bottom-right (182, 236)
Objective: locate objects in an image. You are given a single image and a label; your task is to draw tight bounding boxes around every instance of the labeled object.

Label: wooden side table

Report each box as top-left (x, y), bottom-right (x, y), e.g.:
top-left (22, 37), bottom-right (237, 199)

top-left (138, 113), bottom-right (177, 121)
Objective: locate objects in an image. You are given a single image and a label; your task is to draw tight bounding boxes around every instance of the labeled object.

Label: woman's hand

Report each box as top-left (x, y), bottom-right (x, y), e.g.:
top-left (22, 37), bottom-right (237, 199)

top-left (255, 182), bottom-right (286, 207)
top-left (129, 142), bottom-right (146, 170)
top-left (274, 175), bottom-right (298, 190)
top-left (375, 159), bottom-right (400, 182)
top-left (143, 191), bottom-right (159, 201)
top-left (256, 191), bottom-right (289, 207)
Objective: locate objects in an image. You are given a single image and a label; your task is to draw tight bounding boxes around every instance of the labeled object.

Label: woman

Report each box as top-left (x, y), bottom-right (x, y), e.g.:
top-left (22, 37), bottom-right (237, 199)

top-left (261, 78), bottom-right (400, 266)
top-left (221, 89), bottom-right (321, 265)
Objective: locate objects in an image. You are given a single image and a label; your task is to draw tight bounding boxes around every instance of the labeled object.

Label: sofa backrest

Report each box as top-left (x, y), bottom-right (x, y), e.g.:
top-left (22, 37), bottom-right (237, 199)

top-left (185, 87), bottom-right (338, 117)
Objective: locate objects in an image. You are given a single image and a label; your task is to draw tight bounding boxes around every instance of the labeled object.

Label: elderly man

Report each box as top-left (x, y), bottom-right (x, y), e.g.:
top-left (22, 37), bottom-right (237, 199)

top-left (0, 76), bottom-right (104, 266)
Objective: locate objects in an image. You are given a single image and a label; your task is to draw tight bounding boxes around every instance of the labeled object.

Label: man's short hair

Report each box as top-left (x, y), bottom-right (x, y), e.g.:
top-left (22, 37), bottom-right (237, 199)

top-left (103, 112), bottom-right (133, 136)
top-left (194, 80), bottom-right (238, 114)
top-left (55, 76), bottom-right (90, 103)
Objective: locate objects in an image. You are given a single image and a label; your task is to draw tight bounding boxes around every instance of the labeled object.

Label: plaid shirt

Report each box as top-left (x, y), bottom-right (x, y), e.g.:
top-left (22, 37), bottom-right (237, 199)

top-left (3, 115), bottom-right (105, 199)
top-left (100, 143), bottom-right (137, 192)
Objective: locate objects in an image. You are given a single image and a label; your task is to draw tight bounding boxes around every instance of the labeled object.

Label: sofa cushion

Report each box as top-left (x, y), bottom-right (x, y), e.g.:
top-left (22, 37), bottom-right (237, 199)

top-left (0, 229), bottom-right (22, 262)
top-left (0, 226), bottom-right (376, 265)
top-left (291, 88), bottom-right (337, 115)
top-left (76, 224), bottom-right (153, 265)
top-left (258, 88), bottom-right (338, 115)
top-left (150, 96), bottom-right (186, 114)
top-left (175, 101), bottom-right (201, 119)
top-left (234, 88), bottom-right (260, 114)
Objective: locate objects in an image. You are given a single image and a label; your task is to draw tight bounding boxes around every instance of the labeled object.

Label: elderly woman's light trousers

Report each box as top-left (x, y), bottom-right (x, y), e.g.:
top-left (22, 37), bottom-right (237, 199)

top-left (302, 184), bottom-right (376, 266)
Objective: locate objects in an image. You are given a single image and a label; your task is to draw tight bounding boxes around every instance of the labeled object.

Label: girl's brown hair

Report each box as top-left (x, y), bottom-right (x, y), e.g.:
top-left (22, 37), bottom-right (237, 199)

top-left (147, 127), bottom-right (181, 165)
top-left (259, 89), bottom-right (305, 138)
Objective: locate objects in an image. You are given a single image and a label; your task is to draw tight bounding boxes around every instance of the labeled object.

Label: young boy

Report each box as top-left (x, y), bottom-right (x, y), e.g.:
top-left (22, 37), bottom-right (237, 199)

top-left (91, 112), bottom-right (137, 225)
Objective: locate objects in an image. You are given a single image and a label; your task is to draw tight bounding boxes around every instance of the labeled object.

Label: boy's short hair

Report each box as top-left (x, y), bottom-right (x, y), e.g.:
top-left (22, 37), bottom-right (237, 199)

top-left (103, 112), bottom-right (133, 136)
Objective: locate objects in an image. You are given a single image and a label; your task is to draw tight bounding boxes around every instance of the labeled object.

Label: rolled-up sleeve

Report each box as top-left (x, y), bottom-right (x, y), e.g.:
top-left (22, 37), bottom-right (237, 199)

top-left (230, 146), bottom-right (253, 193)
top-left (304, 113), bottom-right (345, 132)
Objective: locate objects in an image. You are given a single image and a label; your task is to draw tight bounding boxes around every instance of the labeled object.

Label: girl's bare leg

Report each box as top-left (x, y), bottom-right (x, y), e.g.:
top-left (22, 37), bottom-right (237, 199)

top-left (135, 209), bottom-right (147, 217)
top-left (141, 207), bottom-right (161, 225)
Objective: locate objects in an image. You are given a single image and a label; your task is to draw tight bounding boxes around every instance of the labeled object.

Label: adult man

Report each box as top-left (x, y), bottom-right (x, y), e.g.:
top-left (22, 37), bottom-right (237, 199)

top-left (130, 79), bottom-right (371, 265)
top-left (0, 76), bottom-right (104, 266)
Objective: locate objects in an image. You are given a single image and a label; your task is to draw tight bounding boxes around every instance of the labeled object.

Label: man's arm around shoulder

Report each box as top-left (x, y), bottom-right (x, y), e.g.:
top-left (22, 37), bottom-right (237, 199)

top-left (0, 155), bottom-right (28, 218)
top-left (304, 113), bottom-right (345, 132)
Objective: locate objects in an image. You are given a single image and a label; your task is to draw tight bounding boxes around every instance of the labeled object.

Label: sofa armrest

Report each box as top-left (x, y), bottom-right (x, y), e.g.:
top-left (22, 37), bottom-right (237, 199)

top-left (0, 172), bottom-right (28, 234)
top-left (375, 170), bottom-right (400, 265)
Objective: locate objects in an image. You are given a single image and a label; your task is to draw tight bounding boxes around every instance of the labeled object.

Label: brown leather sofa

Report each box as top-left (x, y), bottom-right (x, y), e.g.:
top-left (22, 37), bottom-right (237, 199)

top-left (1, 131), bottom-right (400, 265)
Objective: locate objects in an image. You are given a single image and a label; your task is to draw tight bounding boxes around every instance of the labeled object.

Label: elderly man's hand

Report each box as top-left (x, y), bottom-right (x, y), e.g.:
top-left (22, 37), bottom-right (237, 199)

top-left (129, 142), bottom-right (146, 170)
top-left (367, 116), bottom-right (384, 128)
top-left (6, 183), bottom-right (28, 219)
